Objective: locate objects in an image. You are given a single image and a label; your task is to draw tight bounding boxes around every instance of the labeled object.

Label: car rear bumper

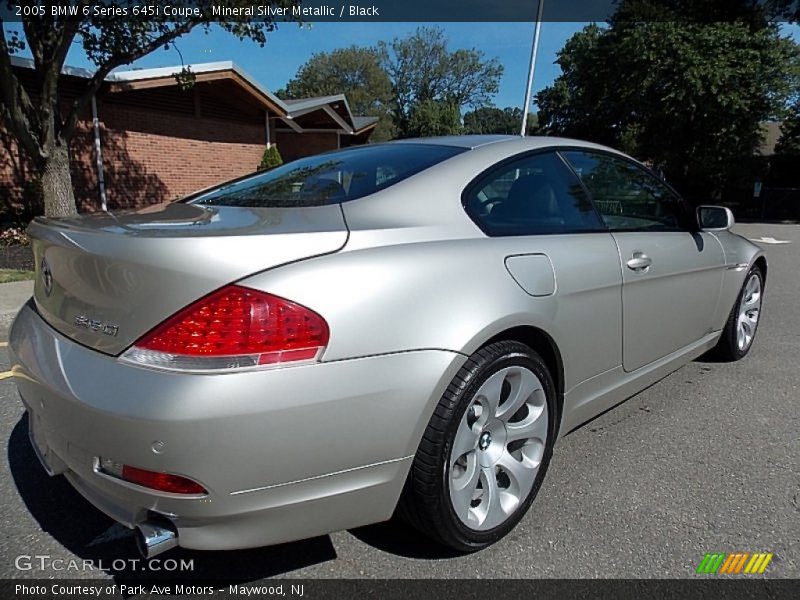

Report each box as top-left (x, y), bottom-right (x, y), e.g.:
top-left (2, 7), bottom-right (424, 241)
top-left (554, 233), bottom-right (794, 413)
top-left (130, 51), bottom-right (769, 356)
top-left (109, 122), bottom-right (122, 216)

top-left (9, 303), bottom-right (466, 550)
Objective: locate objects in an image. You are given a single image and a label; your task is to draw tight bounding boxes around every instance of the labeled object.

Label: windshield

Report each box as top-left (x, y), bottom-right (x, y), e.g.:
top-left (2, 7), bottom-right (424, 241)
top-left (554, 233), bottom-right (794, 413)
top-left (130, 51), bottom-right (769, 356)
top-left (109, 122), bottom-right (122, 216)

top-left (190, 143), bottom-right (467, 208)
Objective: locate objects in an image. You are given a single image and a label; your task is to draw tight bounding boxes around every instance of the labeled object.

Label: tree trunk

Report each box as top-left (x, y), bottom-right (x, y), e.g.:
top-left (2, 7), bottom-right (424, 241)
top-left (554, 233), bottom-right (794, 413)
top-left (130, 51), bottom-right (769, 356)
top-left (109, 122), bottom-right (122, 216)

top-left (41, 141), bottom-right (78, 217)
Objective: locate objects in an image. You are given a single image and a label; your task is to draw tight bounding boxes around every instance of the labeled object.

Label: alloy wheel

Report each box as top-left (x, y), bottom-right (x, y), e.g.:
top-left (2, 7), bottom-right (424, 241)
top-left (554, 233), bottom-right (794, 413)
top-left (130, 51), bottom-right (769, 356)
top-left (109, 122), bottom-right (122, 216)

top-left (448, 366), bottom-right (549, 531)
top-left (737, 273), bottom-right (762, 351)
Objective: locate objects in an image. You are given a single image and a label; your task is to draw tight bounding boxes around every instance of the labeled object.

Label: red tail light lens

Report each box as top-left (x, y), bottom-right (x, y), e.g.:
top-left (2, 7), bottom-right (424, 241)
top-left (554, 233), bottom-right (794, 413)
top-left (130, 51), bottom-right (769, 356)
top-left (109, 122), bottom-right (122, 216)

top-left (120, 285), bottom-right (329, 372)
top-left (121, 465), bottom-right (207, 495)
top-left (98, 458), bottom-right (207, 494)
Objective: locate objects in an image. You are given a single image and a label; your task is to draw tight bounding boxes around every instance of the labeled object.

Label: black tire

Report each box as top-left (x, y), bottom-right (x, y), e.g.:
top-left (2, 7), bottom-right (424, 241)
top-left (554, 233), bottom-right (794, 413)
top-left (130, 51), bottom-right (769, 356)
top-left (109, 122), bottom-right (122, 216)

top-left (713, 265), bottom-right (764, 361)
top-left (398, 341), bottom-right (556, 552)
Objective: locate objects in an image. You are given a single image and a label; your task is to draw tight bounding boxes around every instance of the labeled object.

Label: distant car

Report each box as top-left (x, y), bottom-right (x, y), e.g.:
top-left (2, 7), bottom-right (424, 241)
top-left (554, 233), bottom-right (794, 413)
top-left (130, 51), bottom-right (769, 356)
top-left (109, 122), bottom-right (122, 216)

top-left (10, 136), bottom-right (765, 557)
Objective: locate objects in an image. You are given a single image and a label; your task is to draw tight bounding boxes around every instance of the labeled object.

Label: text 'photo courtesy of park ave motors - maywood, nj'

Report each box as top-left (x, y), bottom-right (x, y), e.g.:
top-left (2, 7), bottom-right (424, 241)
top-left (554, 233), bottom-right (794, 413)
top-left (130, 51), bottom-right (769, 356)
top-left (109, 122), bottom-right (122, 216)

top-left (14, 583), bottom-right (303, 597)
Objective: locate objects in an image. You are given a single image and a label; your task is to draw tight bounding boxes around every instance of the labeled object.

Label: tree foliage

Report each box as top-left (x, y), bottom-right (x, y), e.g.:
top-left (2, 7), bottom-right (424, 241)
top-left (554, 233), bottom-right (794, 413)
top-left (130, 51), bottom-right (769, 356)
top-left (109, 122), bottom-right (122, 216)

top-left (406, 98), bottom-right (462, 137)
top-left (463, 106), bottom-right (538, 135)
top-left (536, 1), bottom-right (800, 199)
top-left (770, 98), bottom-right (800, 185)
top-left (775, 99), bottom-right (800, 155)
top-left (279, 45), bottom-right (395, 141)
top-left (378, 26), bottom-right (503, 138)
top-left (0, 1), bottom-right (297, 217)
top-left (282, 27), bottom-right (504, 140)
top-left (610, 0), bottom-right (800, 24)
top-left (258, 144), bottom-right (284, 171)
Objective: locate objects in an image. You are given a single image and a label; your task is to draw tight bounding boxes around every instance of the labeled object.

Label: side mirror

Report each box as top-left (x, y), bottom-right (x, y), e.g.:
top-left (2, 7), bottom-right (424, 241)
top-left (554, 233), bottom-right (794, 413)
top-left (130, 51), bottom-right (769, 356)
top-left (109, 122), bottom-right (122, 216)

top-left (697, 205), bottom-right (734, 231)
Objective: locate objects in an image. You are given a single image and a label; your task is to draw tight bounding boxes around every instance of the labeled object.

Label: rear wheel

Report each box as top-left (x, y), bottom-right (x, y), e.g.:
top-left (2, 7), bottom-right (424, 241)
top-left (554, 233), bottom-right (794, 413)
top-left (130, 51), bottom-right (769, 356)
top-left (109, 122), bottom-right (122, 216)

top-left (399, 341), bottom-right (556, 552)
top-left (714, 265), bottom-right (764, 361)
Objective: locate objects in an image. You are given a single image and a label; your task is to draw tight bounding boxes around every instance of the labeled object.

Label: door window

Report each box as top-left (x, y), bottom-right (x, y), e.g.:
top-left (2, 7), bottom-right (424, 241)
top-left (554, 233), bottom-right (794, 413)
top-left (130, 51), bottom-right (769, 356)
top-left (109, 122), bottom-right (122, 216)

top-left (463, 152), bottom-right (605, 236)
top-left (561, 151), bottom-right (690, 231)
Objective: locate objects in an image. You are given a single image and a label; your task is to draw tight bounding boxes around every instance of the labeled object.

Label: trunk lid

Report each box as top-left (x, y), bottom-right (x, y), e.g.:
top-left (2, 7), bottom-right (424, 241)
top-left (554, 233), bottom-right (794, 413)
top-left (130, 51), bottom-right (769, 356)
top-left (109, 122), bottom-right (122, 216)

top-left (29, 202), bottom-right (348, 355)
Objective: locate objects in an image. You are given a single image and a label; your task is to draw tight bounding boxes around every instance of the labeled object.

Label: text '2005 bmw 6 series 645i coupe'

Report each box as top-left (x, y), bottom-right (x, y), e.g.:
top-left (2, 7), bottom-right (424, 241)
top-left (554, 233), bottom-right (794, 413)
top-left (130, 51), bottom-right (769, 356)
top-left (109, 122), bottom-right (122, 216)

top-left (10, 135), bottom-right (765, 557)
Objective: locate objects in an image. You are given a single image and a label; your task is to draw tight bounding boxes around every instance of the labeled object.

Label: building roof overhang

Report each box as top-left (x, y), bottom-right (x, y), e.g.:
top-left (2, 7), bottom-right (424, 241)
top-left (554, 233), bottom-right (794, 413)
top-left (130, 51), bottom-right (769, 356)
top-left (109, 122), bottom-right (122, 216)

top-left (10, 56), bottom-right (376, 137)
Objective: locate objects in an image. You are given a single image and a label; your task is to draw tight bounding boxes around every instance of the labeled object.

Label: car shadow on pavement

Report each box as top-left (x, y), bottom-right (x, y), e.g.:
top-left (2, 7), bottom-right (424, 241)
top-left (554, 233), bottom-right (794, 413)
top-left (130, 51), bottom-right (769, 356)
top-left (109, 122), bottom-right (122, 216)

top-left (693, 349), bottom-right (728, 364)
top-left (349, 520), bottom-right (463, 559)
top-left (7, 414), bottom-right (337, 585)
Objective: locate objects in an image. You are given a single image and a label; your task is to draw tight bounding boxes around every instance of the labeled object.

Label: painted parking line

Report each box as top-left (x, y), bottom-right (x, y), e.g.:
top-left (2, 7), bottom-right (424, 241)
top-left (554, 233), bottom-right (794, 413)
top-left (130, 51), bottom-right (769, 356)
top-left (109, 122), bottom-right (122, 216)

top-left (0, 371), bottom-right (13, 380)
top-left (749, 236), bottom-right (791, 245)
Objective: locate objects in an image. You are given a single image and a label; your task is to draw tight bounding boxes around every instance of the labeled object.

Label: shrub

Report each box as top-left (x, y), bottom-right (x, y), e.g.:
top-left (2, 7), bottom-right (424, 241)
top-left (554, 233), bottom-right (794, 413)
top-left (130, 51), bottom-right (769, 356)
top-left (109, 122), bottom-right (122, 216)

top-left (258, 145), bottom-right (284, 171)
top-left (0, 226), bottom-right (30, 247)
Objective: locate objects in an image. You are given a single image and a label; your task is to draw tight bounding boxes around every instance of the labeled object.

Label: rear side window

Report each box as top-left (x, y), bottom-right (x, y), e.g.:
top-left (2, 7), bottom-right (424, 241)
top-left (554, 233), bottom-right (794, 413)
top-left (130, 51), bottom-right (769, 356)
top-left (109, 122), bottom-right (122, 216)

top-left (191, 144), bottom-right (466, 208)
top-left (464, 151), bottom-right (605, 236)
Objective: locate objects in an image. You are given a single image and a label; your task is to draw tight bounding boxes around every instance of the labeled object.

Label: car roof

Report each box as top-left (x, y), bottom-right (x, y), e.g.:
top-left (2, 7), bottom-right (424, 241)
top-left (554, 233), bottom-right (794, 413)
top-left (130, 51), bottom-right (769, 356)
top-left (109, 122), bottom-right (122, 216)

top-left (389, 135), bottom-right (623, 153)
top-left (390, 135), bottom-right (517, 149)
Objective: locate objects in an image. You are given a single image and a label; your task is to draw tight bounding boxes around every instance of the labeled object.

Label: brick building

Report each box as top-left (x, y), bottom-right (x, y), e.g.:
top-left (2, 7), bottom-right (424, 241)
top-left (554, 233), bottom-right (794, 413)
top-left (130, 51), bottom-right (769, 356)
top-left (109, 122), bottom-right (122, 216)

top-left (0, 58), bottom-right (378, 218)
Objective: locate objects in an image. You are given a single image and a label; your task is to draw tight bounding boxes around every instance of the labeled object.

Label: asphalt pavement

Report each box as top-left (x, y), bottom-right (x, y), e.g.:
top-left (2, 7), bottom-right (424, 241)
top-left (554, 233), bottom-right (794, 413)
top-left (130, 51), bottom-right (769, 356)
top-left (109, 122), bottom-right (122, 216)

top-left (0, 223), bottom-right (796, 584)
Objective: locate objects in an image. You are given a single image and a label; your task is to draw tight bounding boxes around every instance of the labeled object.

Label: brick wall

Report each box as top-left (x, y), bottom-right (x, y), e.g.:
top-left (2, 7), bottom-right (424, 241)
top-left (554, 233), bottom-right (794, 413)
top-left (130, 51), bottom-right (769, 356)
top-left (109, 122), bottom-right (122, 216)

top-left (99, 103), bottom-right (265, 207)
top-left (0, 129), bottom-right (36, 220)
top-left (0, 116), bottom-right (98, 219)
top-left (1, 102), bottom-right (266, 218)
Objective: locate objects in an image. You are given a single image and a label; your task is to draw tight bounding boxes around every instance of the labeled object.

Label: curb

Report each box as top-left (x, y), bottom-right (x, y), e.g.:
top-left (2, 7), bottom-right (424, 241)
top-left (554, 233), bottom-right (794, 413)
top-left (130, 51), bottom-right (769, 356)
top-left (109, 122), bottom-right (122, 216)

top-left (0, 280), bottom-right (34, 329)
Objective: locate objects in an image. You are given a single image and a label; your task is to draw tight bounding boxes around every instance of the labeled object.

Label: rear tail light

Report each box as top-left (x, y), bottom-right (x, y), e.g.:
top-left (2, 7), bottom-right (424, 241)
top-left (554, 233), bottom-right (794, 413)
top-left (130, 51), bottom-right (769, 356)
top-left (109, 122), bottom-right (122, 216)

top-left (120, 285), bottom-right (329, 372)
top-left (99, 458), bottom-right (207, 495)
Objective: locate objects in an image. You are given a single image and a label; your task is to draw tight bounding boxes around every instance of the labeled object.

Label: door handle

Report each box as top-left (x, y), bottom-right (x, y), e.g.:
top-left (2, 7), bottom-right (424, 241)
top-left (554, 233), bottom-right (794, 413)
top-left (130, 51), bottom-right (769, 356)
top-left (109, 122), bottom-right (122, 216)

top-left (626, 252), bottom-right (652, 271)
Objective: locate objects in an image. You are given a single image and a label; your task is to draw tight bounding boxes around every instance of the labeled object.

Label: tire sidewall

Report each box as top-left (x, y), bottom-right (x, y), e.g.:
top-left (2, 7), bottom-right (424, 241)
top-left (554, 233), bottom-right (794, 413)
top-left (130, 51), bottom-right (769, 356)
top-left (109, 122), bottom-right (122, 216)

top-left (728, 266), bottom-right (764, 360)
top-left (440, 345), bottom-right (556, 549)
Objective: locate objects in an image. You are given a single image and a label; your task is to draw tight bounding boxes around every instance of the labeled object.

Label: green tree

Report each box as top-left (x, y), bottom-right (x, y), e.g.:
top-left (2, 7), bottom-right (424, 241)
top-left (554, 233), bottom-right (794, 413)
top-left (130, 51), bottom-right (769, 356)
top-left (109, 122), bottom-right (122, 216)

top-left (463, 106), bottom-right (538, 135)
top-left (770, 99), bottom-right (800, 186)
top-left (611, 0), bottom-right (799, 24)
top-left (407, 99), bottom-right (462, 137)
top-left (0, 2), bottom-right (296, 217)
top-left (536, 3), bottom-right (799, 199)
top-left (775, 99), bottom-right (800, 156)
top-left (258, 145), bottom-right (283, 171)
top-left (279, 46), bottom-right (395, 141)
top-left (378, 27), bottom-right (503, 138)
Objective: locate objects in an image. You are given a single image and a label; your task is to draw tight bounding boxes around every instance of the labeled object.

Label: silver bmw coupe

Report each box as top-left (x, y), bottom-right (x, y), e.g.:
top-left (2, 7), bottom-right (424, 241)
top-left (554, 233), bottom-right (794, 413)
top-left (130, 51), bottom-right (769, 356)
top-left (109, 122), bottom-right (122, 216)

top-left (10, 136), bottom-right (765, 557)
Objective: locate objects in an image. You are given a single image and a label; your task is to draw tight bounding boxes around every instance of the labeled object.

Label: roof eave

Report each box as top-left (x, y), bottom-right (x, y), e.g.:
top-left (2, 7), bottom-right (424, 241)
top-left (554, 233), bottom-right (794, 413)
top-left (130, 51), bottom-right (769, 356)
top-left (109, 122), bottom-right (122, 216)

top-left (107, 62), bottom-right (288, 117)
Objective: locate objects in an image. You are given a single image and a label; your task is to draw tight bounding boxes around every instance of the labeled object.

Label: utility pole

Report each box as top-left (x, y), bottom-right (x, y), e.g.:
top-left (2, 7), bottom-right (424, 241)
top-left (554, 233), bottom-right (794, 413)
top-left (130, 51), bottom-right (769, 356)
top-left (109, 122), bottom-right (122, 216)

top-left (520, 0), bottom-right (545, 136)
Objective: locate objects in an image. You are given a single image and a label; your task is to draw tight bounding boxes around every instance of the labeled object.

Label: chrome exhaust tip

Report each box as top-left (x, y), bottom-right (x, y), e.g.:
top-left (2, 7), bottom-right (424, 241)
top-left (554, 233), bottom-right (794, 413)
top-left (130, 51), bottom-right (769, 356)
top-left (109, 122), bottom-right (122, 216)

top-left (135, 521), bottom-right (179, 558)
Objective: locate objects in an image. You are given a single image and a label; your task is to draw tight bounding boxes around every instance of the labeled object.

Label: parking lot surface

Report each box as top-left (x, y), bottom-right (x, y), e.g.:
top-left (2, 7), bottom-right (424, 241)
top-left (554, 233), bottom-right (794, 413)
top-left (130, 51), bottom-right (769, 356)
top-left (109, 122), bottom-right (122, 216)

top-left (0, 222), bottom-right (797, 582)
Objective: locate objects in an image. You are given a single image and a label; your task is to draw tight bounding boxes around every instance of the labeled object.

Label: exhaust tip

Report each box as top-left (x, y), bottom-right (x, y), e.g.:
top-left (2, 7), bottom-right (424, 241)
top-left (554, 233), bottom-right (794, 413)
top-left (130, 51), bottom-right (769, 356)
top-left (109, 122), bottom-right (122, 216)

top-left (135, 521), bottom-right (178, 559)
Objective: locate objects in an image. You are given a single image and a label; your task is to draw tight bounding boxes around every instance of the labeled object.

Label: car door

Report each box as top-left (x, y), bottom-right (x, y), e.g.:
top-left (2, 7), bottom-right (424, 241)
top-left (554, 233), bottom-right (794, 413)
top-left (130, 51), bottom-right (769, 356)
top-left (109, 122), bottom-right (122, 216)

top-left (561, 150), bottom-right (725, 372)
top-left (462, 150), bottom-right (624, 388)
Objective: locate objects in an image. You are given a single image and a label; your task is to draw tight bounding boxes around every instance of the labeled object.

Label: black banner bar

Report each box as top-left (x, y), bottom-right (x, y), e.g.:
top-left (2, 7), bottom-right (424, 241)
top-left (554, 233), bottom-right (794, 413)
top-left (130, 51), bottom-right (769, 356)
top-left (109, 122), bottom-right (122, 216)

top-left (2, 579), bottom-right (799, 600)
top-left (1, 0), bottom-right (799, 23)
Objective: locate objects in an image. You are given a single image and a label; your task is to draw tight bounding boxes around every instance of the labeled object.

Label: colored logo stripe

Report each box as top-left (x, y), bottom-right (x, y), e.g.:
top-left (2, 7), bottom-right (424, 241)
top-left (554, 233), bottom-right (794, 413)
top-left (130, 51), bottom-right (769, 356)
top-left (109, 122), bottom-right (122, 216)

top-left (697, 553), bottom-right (725, 574)
top-left (719, 553), bottom-right (749, 573)
top-left (745, 553), bottom-right (773, 574)
top-left (697, 552), bottom-right (773, 574)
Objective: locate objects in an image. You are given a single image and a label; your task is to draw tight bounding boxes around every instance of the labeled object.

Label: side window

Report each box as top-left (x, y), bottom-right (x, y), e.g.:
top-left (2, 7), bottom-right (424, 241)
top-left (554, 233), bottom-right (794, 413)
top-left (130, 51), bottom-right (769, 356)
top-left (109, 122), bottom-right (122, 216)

top-left (561, 151), bottom-right (689, 231)
top-left (464, 152), bottom-right (604, 236)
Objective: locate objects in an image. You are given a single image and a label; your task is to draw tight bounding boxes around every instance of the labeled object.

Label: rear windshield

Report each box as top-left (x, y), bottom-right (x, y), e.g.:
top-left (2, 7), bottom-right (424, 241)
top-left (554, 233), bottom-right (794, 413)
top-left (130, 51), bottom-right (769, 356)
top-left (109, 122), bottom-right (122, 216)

top-left (190, 143), bottom-right (466, 208)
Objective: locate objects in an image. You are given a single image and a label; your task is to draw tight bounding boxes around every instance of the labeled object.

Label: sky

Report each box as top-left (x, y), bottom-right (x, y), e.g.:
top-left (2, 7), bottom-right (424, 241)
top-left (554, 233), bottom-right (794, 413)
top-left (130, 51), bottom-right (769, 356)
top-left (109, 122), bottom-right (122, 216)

top-left (58, 22), bottom-right (589, 109)
top-left (10, 21), bottom-right (800, 111)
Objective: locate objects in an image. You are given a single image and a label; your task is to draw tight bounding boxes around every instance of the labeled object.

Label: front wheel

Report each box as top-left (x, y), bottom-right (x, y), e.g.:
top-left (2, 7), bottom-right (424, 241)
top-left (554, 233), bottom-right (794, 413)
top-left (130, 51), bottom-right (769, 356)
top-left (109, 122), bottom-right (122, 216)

top-left (398, 341), bottom-right (556, 552)
top-left (714, 265), bottom-right (764, 361)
